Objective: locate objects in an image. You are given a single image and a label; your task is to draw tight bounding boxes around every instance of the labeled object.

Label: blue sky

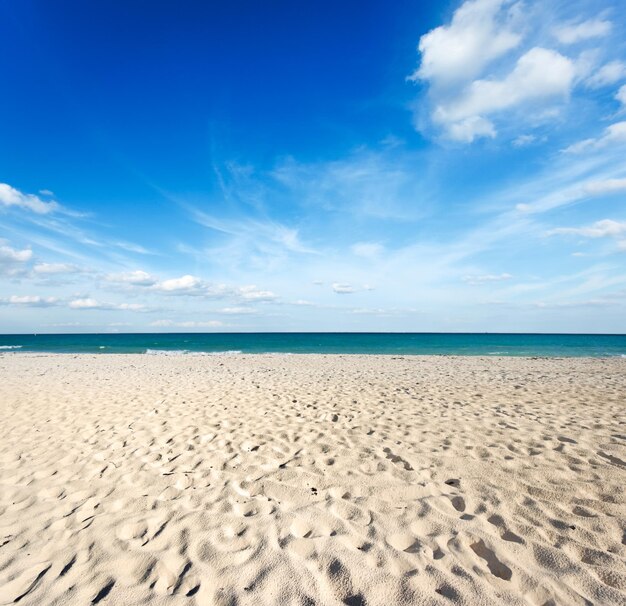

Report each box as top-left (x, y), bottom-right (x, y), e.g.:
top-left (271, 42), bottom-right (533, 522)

top-left (1, 0), bottom-right (626, 333)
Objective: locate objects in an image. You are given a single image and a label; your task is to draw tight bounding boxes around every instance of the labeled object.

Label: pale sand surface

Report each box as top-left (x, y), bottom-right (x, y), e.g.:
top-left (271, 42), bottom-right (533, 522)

top-left (0, 354), bottom-right (625, 606)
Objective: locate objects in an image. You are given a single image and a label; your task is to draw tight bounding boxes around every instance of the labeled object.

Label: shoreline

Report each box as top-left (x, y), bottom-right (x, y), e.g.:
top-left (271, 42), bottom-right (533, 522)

top-left (2, 351), bottom-right (626, 361)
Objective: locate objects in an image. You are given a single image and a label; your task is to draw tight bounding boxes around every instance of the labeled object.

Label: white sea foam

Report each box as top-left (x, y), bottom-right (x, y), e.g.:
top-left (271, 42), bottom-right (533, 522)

top-left (0, 345), bottom-right (22, 350)
top-left (145, 349), bottom-right (243, 356)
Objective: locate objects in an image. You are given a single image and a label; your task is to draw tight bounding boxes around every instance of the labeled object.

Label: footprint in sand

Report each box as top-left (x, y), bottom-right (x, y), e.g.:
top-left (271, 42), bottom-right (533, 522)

top-left (470, 539), bottom-right (512, 581)
top-left (153, 554), bottom-right (192, 596)
top-left (449, 495), bottom-right (466, 512)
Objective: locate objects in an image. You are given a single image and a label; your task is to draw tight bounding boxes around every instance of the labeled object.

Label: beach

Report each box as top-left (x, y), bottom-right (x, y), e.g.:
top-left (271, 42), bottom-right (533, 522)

top-left (0, 353), bottom-right (624, 605)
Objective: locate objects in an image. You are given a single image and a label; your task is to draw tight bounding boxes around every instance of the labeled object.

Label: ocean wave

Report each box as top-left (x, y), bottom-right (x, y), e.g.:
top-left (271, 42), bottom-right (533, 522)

top-left (0, 345), bottom-right (22, 350)
top-left (145, 349), bottom-right (243, 356)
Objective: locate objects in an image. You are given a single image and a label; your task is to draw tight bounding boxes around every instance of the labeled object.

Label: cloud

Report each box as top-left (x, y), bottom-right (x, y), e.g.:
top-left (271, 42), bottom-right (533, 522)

top-left (0, 244), bottom-right (32, 263)
top-left (410, 0), bottom-right (522, 87)
top-left (106, 270), bottom-right (157, 285)
top-left (512, 134), bottom-right (537, 147)
top-left (33, 262), bottom-right (81, 275)
top-left (68, 298), bottom-right (147, 311)
top-left (515, 176), bottom-right (626, 214)
top-left (351, 242), bottom-right (384, 258)
top-left (547, 219), bottom-right (626, 239)
top-left (103, 268), bottom-right (279, 303)
top-left (113, 241), bottom-right (152, 255)
top-left (272, 148), bottom-right (433, 221)
top-left (433, 47), bottom-right (575, 142)
top-left (216, 306), bottom-right (257, 314)
top-left (412, 3), bottom-right (625, 144)
top-left (446, 116), bottom-right (496, 143)
top-left (616, 84), bottom-right (626, 107)
top-left (462, 272), bottom-right (512, 285)
top-left (553, 18), bottom-right (612, 44)
top-left (0, 183), bottom-right (60, 214)
top-left (68, 298), bottom-right (103, 309)
top-left (149, 319), bottom-right (223, 328)
top-left (154, 274), bottom-right (206, 294)
top-left (1, 295), bottom-right (58, 307)
top-left (581, 178), bottom-right (626, 196)
top-left (564, 121), bottom-right (626, 153)
top-left (237, 285), bottom-right (278, 301)
top-left (0, 244), bottom-right (33, 276)
top-left (116, 303), bottom-right (147, 311)
top-left (332, 283), bottom-right (356, 294)
top-left (189, 209), bottom-right (317, 256)
top-left (585, 60), bottom-right (626, 89)
top-left (150, 274), bottom-right (278, 302)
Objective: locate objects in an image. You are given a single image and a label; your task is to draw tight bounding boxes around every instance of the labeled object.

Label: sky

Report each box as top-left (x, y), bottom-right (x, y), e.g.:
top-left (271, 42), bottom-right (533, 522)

top-left (1, 0), bottom-right (626, 334)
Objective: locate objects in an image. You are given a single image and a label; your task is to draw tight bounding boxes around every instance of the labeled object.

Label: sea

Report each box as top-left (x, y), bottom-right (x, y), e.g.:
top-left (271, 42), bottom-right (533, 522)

top-left (0, 333), bottom-right (625, 357)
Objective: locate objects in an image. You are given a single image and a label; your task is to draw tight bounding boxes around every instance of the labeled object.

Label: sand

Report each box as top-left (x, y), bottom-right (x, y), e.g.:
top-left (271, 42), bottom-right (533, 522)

top-left (0, 354), bottom-right (624, 606)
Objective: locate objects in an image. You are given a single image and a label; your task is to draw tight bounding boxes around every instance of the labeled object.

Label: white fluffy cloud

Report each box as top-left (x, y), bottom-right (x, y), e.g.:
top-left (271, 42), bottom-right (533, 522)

top-left (155, 274), bottom-right (201, 292)
top-left (68, 298), bottom-right (147, 311)
top-left (0, 244), bottom-right (33, 276)
top-left (412, 2), bottom-right (622, 143)
top-left (411, 0), bottom-right (522, 86)
top-left (0, 245), bottom-right (32, 263)
top-left (105, 270), bottom-right (156, 285)
top-left (547, 219), bottom-right (626, 238)
top-left (553, 18), bottom-right (612, 44)
top-left (68, 298), bottom-right (102, 309)
top-left (103, 269), bottom-right (279, 302)
top-left (616, 84), bottom-right (626, 107)
top-left (564, 121), bottom-right (626, 153)
top-left (433, 47), bottom-right (575, 142)
top-left (237, 286), bottom-right (278, 301)
top-left (0, 183), bottom-right (59, 214)
top-left (1, 295), bottom-right (58, 307)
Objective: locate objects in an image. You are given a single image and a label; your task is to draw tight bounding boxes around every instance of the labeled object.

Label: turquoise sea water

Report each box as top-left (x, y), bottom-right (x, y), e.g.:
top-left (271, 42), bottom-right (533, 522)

top-left (0, 333), bottom-right (625, 357)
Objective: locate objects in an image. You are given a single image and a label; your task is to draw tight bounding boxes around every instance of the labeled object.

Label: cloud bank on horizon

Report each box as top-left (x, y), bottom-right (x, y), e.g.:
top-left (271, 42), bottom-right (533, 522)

top-left (1, 0), bottom-right (625, 333)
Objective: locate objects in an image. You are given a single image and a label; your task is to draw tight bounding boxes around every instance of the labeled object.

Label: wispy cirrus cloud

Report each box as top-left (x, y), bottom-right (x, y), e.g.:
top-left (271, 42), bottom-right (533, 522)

top-left (547, 219), bottom-right (626, 239)
top-left (33, 262), bottom-right (83, 275)
top-left (553, 17), bottom-right (612, 44)
top-left (462, 272), bottom-right (512, 285)
top-left (564, 121), bottom-right (626, 153)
